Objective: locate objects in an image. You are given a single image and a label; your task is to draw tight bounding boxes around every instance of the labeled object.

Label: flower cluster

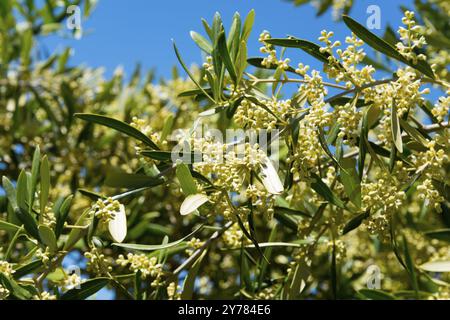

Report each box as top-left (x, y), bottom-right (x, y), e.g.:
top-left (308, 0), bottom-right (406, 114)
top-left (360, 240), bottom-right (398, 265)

top-left (94, 197), bottom-right (122, 223)
top-left (85, 246), bottom-right (113, 275)
top-left (259, 31), bottom-right (291, 70)
top-left (116, 253), bottom-right (163, 284)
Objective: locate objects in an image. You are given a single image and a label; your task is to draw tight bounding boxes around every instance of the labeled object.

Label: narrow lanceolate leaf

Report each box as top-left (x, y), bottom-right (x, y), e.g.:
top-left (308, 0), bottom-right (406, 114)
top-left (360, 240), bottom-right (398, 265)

top-left (180, 194), bottom-right (209, 216)
top-left (241, 9), bottom-right (255, 43)
top-left (2, 176), bottom-right (18, 210)
top-left (217, 31), bottom-right (237, 83)
top-left (273, 206), bottom-right (311, 218)
top-left (113, 225), bottom-right (204, 250)
top-left (310, 173), bottom-right (345, 209)
top-left (358, 289), bottom-right (396, 300)
top-left (108, 204), bottom-right (127, 243)
top-left (16, 170), bottom-right (28, 211)
top-left (419, 261), bottom-right (450, 273)
top-left (181, 250), bottom-right (207, 299)
top-left (104, 170), bottom-right (164, 189)
top-left (60, 278), bottom-right (110, 300)
top-left (55, 195), bottom-right (73, 238)
top-left (391, 104), bottom-right (403, 153)
top-left (16, 208), bottom-right (40, 241)
top-left (259, 156), bottom-right (284, 195)
top-left (227, 12), bottom-right (241, 57)
top-left (236, 40), bottom-right (247, 83)
top-left (399, 118), bottom-right (429, 147)
top-left (161, 113), bottom-right (175, 141)
top-left (30, 146), bottom-right (41, 208)
top-left (264, 38), bottom-right (330, 63)
top-left (40, 155), bottom-right (50, 215)
top-left (74, 113), bottom-right (160, 150)
top-left (190, 31), bottom-right (212, 53)
top-left (173, 41), bottom-right (215, 103)
top-left (342, 211), bottom-right (369, 235)
top-left (38, 224), bottom-right (58, 252)
top-left (424, 229), bottom-right (450, 243)
top-left (342, 15), bottom-right (435, 79)
top-left (358, 105), bottom-right (370, 179)
top-left (176, 163), bottom-right (198, 195)
top-left (340, 158), bottom-right (362, 208)
top-left (0, 219), bottom-right (20, 232)
top-left (402, 236), bottom-right (419, 294)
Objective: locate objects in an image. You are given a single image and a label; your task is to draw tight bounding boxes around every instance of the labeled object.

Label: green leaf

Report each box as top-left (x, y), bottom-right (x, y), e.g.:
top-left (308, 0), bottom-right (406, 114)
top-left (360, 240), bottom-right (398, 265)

top-left (181, 250), bottom-right (207, 299)
top-left (236, 41), bottom-right (247, 83)
top-left (241, 9), bottom-right (255, 43)
top-left (340, 157), bottom-right (362, 208)
top-left (264, 38), bottom-right (330, 63)
top-left (176, 163), bottom-right (198, 195)
top-left (20, 28), bottom-right (33, 67)
top-left (424, 229), bottom-right (450, 243)
top-left (74, 113), bottom-right (160, 150)
top-left (30, 146), bottom-right (40, 209)
top-left (38, 224), bottom-right (58, 252)
top-left (2, 176), bottom-right (18, 210)
top-left (201, 18), bottom-right (213, 40)
top-left (190, 31), bottom-right (212, 53)
top-left (13, 260), bottom-right (44, 279)
top-left (16, 207), bottom-right (40, 241)
top-left (104, 170), bottom-right (164, 189)
top-left (391, 103), bottom-right (403, 153)
top-left (342, 15), bottom-right (435, 79)
top-left (342, 211), bottom-right (369, 235)
top-left (140, 150), bottom-right (200, 163)
top-left (77, 188), bottom-right (105, 201)
top-left (113, 225), bottom-right (204, 251)
top-left (358, 289), bottom-right (396, 300)
top-left (227, 12), bottom-right (241, 57)
top-left (310, 173), bottom-right (345, 209)
top-left (55, 195), bottom-right (73, 238)
top-left (403, 235), bottom-right (419, 295)
top-left (161, 113), bottom-right (175, 141)
top-left (0, 219), bottom-right (20, 232)
top-left (217, 30), bottom-right (237, 83)
top-left (178, 88), bottom-right (214, 98)
top-left (16, 170), bottom-right (28, 211)
top-left (173, 41), bottom-right (215, 103)
top-left (358, 106), bottom-right (370, 179)
top-left (288, 258), bottom-right (309, 299)
top-left (273, 206), bottom-right (311, 218)
top-left (399, 118), bottom-right (429, 147)
top-left (0, 273), bottom-right (33, 300)
top-left (40, 155), bottom-right (50, 215)
top-left (60, 278), bottom-right (110, 300)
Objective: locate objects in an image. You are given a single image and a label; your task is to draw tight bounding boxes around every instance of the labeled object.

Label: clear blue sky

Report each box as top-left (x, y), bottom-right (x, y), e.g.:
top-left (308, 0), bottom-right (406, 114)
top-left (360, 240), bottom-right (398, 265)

top-left (42, 0), bottom-right (414, 81)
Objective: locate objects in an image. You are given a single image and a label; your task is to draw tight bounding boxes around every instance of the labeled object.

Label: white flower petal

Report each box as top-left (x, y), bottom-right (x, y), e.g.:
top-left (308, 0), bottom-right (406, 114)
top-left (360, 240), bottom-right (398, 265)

top-left (109, 204), bottom-right (127, 243)
top-left (180, 194), bottom-right (209, 216)
top-left (259, 156), bottom-right (284, 194)
top-left (420, 260), bottom-right (450, 273)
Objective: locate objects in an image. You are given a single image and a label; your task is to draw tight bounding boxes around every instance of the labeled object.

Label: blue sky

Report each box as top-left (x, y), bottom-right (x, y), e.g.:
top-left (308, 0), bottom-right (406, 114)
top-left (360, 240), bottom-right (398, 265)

top-left (42, 0), bottom-right (415, 81)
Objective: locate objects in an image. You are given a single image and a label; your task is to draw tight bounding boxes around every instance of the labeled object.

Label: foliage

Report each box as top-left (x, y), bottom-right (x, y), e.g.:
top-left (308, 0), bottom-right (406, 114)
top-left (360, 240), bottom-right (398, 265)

top-left (0, 0), bottom-right (449, 300)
